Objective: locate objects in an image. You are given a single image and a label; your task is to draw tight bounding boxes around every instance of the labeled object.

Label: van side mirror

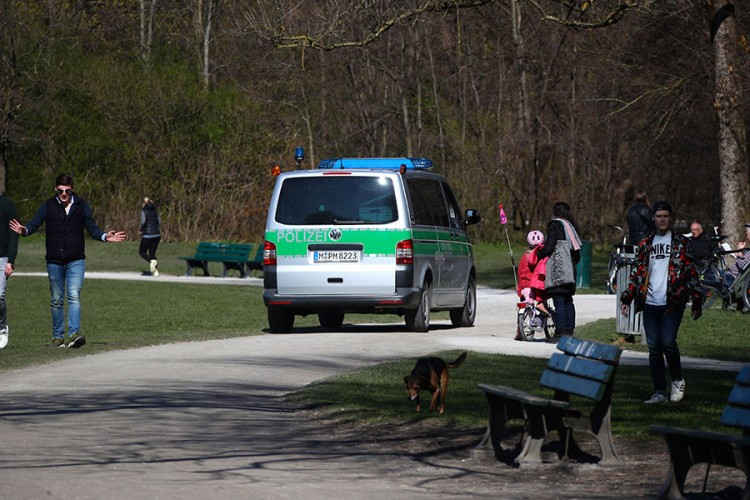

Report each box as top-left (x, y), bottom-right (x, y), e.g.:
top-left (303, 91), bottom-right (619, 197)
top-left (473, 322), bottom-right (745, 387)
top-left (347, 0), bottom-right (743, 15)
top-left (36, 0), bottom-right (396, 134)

top-left (465, 209), bottom-right (481, 226)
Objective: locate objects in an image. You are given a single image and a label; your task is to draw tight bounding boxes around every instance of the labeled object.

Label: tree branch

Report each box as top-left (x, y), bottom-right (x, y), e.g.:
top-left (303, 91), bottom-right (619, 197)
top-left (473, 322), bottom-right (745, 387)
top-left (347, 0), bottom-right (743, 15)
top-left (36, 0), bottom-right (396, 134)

top-left (528, 0), bottom-right (651, 29)
top-left (267, 0), bottom-right (494, 51)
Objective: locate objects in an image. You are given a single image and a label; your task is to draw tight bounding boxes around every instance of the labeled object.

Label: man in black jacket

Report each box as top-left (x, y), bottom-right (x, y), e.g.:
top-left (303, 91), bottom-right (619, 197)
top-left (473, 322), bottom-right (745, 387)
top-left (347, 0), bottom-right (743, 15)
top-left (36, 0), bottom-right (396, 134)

top-left (626, 190), bottom-right (655, 244)
top-left (10, 174), bottom-right (126, 348)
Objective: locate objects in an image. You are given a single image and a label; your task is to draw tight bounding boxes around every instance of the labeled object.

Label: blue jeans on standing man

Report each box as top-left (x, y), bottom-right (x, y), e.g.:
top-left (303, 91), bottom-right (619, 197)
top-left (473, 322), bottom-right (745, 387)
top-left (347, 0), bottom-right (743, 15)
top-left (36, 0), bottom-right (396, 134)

top-left (641, 303), bottom-right (685, 394)
top-left (46, 259), bottom-right (85, 340)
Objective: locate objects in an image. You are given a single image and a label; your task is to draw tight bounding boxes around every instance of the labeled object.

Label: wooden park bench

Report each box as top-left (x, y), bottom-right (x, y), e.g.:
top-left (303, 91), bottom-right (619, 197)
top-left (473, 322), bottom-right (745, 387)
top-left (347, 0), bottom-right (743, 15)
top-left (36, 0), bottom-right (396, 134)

top-left (246, 244), bottom-right (264, 273)
top-left (651, 365), bottom-right (750, 499)
top-left (178, 242), bottom-right (255, 278)
top-left (474, 335), bottom-right (622, 465)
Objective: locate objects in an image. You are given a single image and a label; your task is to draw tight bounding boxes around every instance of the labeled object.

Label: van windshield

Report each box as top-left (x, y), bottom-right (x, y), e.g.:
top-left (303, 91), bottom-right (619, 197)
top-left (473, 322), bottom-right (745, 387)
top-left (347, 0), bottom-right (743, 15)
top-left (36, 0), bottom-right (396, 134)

top-left (275, 176), bottom-right (398, 225)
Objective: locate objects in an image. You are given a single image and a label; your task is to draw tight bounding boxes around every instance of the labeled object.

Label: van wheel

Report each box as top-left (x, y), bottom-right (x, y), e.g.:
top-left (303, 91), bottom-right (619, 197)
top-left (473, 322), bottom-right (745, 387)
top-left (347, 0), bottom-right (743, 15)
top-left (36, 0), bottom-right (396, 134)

top-left (268, 309), bottom-right (295, 333)
top-left (318, 313), bottom-right (344, 329)
top-left (405, 282), bottom-right (431, 332)
top-left (450, 276), bottom-right (476, 327)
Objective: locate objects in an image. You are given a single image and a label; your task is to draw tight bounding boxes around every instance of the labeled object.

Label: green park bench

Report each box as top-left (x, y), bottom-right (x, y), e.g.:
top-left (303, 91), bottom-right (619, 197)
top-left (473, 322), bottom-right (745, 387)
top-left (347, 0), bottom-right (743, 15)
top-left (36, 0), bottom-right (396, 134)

top-left (651, 365), bottom-right (750, 499)
top-left (474, 336), bottom-right (622, 465)
top-left (178, 242), bottom-right (256, 278)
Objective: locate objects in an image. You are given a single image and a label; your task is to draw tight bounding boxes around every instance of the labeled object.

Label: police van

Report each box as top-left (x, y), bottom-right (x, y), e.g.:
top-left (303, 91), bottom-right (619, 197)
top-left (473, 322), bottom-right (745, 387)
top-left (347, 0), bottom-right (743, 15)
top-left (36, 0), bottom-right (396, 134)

top-left (262, 157), bottom-right (481, 333)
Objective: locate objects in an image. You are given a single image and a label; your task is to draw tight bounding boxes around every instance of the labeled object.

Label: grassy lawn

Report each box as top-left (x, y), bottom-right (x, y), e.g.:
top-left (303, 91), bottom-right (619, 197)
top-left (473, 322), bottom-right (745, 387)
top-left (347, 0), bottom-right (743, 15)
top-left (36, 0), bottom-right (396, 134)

top-left (5, 236), bottom-right (747, 440)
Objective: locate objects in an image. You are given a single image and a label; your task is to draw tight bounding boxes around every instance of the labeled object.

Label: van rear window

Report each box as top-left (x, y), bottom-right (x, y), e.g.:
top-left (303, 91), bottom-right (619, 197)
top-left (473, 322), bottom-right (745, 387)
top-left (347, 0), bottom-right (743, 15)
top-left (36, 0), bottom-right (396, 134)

top-left (275, 176), bottom-right (398, 225)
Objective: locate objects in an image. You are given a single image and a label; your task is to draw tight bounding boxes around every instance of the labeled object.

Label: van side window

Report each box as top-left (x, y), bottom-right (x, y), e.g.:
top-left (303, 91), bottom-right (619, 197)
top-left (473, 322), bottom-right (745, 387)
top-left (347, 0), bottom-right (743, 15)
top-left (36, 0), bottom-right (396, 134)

top-left (407, 178), bottom-right (449, 227)
top-left (442, 182), bottom-right (465, 231)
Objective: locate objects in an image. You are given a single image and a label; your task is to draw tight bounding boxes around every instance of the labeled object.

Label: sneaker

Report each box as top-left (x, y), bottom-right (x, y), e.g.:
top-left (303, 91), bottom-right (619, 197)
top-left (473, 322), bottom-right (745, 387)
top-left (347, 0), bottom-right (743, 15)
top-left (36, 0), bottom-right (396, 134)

top-left (150, 259), bottom-right (158, 274)
top-left (644, 392), bottom-right (668, 404)
top-left (670, 379), bottom-right (686, 403)
top-left (50, 338), bottom-right (66, 348)
top-left (0, 326), bottom-right (7, 349)
top-left (67, 333), bottom-right (86, 349)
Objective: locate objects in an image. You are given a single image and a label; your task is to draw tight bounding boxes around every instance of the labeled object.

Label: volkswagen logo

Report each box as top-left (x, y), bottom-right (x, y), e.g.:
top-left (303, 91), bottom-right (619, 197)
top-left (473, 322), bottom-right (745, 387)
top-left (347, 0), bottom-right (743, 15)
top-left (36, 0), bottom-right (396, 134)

top-left (329, 228), bottom-right (342, 241)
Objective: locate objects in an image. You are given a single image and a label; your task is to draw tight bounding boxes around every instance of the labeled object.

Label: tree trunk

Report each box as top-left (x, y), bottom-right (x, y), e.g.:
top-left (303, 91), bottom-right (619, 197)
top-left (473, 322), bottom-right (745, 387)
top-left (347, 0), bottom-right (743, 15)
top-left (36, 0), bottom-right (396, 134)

top-left (708, 1), bottom-right (750, 242)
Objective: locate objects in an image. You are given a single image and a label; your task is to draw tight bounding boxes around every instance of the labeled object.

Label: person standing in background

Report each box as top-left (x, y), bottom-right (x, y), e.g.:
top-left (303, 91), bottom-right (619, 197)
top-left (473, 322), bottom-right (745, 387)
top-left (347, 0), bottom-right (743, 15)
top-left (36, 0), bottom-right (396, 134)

top-left (139, 197), bottom-right (161, 277)
top-left (626, 190), bottom-right (655, 244)
top-left (0, 193), bottom-right (19, 349)
top-left (538, 201), bottom-right (582, 340)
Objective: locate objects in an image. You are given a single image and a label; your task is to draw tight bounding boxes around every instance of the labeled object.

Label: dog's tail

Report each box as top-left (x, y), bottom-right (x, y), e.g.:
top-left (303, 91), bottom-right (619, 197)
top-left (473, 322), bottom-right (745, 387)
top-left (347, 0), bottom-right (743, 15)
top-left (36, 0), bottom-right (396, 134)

top-left (447, 352), bottom-right (467, 368)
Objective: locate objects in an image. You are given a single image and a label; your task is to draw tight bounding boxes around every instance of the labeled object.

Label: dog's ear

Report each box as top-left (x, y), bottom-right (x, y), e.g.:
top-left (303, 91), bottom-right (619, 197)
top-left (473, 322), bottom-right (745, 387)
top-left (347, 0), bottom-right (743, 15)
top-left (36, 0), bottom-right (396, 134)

top-left (403, 375), bottom-right (409, 384)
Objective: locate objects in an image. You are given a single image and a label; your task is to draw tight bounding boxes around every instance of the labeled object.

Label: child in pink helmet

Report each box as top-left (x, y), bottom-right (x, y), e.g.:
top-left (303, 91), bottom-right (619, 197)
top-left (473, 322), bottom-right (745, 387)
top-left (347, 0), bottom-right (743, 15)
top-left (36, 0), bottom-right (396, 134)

top-left (517, 230), bottom-right (550, 313)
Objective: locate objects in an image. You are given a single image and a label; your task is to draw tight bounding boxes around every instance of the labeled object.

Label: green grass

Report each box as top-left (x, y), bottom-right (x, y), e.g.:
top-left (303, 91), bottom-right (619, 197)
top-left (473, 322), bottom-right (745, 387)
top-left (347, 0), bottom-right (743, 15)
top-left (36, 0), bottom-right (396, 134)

top-left (6, 236), bottom-right (748, 440)
top-left (2, 276), bottom-right (266, 371)
top-left (289, 351), bottom-right (739, 440)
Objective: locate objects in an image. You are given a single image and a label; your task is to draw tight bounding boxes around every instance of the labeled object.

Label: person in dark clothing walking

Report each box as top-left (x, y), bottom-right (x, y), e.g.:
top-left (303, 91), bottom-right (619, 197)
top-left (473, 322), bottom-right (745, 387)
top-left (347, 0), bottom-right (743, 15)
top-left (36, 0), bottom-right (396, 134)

top-left (139, 197), bottom-right (162, 277)
top-left (9, 174), bottom-right (126, 348)
top-left (626, 190), bottom-right (655, 244)
top-left (0, 194), bottom-right (19, 349)
top-left (538, 201), bottom-right (582, 339)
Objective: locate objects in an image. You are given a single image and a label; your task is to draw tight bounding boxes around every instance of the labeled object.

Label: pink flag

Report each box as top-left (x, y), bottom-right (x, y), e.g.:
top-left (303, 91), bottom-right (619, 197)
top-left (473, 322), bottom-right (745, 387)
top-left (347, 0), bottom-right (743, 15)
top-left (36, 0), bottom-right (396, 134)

top-left (499, 204), bottom-right (508, 225)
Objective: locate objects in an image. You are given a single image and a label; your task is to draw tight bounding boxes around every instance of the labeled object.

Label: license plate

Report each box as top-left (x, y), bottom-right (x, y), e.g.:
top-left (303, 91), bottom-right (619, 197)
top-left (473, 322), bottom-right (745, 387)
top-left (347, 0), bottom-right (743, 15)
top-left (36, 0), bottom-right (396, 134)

top-left (313, 250), bottom-right (360, 263)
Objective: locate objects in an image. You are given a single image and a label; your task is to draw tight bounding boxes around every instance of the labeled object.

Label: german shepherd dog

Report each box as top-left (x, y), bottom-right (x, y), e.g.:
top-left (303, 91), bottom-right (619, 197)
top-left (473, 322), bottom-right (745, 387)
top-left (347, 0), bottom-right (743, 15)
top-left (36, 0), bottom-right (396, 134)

top-left (403, 352), bottom-right (467, 414)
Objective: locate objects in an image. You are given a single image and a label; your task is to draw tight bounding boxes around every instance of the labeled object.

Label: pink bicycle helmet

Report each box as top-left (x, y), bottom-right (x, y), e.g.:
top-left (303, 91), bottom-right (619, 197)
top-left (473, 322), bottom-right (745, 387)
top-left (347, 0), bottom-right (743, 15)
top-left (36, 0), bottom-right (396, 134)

top-left (527, 230), bottom-right (545, 246)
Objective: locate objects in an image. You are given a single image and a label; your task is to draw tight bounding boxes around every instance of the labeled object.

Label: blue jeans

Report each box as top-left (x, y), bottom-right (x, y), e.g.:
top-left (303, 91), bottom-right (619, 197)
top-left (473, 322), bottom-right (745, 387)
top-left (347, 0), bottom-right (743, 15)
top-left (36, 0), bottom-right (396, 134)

top-left (642, 303), bottom-right (685, 393)
top-left (47, 260), bottom-right (85, 339)
top-left (551, 294), bottom-right (576, 333)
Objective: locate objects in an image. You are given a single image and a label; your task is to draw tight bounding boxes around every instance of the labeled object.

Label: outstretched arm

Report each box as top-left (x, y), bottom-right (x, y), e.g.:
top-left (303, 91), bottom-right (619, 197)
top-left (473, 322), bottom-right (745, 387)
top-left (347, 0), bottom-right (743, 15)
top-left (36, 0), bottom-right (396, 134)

top-left (104, 230), bottom-right (127, 242)
top-left (9, 219), bottom-right (26, 235)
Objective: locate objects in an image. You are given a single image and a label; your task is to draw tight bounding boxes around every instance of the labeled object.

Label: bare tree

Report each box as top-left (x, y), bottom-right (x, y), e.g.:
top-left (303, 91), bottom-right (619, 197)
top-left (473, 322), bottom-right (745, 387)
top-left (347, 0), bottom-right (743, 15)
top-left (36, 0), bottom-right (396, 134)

top-left (139, 0), bottom-right (158, 64)
top-left (189, 0), bottom-right (223, 89)
top-left (707, 1), bottom-right (749, 241)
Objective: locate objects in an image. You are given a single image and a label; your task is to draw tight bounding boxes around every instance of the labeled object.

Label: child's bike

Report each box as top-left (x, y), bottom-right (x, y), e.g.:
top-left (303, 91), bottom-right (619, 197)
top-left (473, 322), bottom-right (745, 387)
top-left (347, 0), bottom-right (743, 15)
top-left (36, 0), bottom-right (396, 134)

top-left (516, 301), bottom-right (555, 341)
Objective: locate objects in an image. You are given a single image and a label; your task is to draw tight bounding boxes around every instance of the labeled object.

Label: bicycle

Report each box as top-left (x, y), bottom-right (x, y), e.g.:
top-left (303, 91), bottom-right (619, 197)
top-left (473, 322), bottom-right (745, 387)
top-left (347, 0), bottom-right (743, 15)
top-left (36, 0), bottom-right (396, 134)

top-left (516, 300), bottom-right (555, 341)
top-left (699, 242), bottom-right (750, 311)
top-left (606, 225), bottom-right (636, 294)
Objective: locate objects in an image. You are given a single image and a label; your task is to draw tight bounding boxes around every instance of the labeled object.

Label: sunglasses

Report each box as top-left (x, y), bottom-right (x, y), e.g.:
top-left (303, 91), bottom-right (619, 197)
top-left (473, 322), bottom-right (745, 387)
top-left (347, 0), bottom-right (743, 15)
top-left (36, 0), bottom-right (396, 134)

top-left (56, 188), bottom-right (72, 195)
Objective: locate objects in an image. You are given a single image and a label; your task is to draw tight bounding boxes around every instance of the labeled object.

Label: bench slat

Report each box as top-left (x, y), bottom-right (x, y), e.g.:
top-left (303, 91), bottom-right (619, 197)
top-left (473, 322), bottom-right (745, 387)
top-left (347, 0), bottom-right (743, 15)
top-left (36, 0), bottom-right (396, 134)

top-left (478, 383), bottom-right (570, 408)
top-left (727, 385), bottom-right (750, 408)
top-left (735, 366), bottom-right (750, 385)
top-left (652, 424), bottom-right (750, 446)
top-left (720, 405), bottom-right (750, 430)
top-left (546, 353), bottom-right (615, 384)
top-left (540, 369), bottom-right (607, 401)
top-left (556, 335), bottom-right (622, 364)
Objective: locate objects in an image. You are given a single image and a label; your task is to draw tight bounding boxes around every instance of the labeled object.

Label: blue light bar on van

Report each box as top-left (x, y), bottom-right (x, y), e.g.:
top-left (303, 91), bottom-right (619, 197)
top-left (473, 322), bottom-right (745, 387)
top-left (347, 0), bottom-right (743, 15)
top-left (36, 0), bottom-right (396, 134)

top-left (317, 157), bottom-right (433, 170)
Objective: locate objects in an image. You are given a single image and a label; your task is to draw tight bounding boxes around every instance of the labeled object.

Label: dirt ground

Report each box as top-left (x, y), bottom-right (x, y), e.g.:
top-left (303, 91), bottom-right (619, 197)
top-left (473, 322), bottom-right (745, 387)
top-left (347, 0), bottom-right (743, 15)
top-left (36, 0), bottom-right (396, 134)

top-left (306, 409), bottom-right (747, 499)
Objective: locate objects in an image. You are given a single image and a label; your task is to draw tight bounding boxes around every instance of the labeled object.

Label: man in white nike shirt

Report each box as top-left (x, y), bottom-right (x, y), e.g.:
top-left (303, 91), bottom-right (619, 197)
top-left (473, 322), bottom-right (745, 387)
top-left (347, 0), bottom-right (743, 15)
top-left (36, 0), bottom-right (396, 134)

top-left (620, 200), bottom-right (704, 404)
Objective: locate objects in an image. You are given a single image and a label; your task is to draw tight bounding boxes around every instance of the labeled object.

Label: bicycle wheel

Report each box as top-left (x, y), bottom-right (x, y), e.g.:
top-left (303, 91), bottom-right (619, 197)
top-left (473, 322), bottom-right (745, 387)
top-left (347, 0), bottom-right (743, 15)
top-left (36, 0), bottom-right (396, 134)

top-left (543, 314), bottom-right (556, 339)
top-left (700, 262), bottom-right (721, 309)
top-left (518, 307), bottom-right (536, 341)
top-left (606, 255), bottom-right (618, 295)
top-left (741, 273), bottom-right (750, 312)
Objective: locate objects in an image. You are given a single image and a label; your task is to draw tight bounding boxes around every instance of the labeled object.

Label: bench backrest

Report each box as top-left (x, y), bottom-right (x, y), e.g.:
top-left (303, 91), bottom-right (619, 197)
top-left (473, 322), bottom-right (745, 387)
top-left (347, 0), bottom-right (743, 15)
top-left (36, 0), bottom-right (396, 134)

top-left (720, 365), bottom-right (750, 435)
top-left (539, 336), bottom-right (622, 402)
top-left (194, 242), bottom-right (253, 259)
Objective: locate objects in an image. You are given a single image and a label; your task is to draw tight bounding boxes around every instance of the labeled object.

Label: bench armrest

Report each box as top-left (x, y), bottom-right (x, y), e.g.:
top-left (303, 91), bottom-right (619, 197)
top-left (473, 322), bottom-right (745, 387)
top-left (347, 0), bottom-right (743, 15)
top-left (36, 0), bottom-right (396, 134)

top-left (651, 425), bottom-right (750, 446)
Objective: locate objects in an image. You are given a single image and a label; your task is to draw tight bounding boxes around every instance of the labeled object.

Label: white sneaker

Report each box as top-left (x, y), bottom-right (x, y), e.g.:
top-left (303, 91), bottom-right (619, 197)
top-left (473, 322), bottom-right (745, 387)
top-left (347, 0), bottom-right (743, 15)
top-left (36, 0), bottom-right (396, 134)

top-left (0, 326), bottom-right (7, 349)
top-left (644, 392), bottom-right (668, 404)
top-left (670, 379), bottom-right (686, 403)
top-left (149, 259), bottom-right (158, 274)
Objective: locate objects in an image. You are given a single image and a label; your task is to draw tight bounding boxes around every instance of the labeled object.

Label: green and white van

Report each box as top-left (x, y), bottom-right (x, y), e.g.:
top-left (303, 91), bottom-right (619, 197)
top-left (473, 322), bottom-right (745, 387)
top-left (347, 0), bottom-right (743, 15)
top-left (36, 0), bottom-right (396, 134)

top-left (262, 157), bottom-right (481, 333)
